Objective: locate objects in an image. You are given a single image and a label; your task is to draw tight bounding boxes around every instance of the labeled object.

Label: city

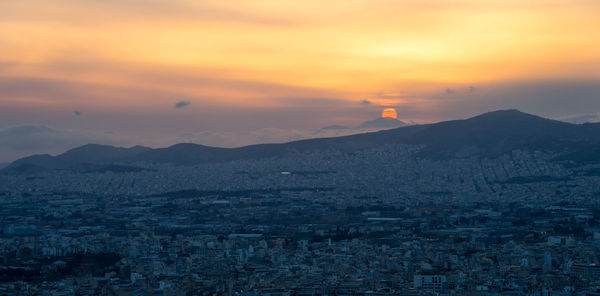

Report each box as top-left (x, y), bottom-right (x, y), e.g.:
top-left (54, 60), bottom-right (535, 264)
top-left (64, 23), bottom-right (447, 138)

top-left (1, 141), bottom-right (600, 295)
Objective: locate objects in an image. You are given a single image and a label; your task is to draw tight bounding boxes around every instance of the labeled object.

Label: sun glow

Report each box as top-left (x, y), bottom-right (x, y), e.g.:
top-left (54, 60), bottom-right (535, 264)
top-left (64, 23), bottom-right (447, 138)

top-left (382, 108), bottom-right (398, 119)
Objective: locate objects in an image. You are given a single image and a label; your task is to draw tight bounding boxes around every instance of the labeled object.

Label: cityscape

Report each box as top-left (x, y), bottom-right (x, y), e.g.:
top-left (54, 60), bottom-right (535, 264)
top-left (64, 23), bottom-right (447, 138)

top-left (2, 0), bottom-right (600, 295)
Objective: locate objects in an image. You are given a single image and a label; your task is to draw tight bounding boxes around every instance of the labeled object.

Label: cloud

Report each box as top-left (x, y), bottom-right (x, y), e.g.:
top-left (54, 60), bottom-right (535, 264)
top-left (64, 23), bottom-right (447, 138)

top-left (557, 113), bottom-right (600, 124)
top-left (0, 71), bottom-right (341, 112)
top-left (174, 100), bottom-right (191, 109)
top-left (0, 75), bottom-right (183, 108)
top-left (376, 91), bottom-right (411, 99)
top-left (0, 0), bottom-right (296, 27)
top-left (392, 79), bottom-right (600, 122)
top-left (73, 110), bottom-right (83, 116)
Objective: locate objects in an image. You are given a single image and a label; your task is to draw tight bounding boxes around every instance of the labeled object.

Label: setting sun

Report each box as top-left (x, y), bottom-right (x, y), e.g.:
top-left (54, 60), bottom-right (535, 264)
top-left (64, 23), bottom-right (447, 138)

top-left (382, 108), bottom-right (398, 119)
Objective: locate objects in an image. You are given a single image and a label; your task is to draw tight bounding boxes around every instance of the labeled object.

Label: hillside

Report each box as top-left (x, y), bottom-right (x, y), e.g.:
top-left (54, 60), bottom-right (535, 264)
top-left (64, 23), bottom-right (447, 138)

top-left (4, 110), bottom-right (600, 174)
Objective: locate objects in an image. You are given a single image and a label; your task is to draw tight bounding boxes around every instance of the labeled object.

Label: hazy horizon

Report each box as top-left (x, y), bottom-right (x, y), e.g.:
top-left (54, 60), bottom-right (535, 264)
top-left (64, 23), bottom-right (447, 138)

top-left (1, 108), bottom-right (598, 163)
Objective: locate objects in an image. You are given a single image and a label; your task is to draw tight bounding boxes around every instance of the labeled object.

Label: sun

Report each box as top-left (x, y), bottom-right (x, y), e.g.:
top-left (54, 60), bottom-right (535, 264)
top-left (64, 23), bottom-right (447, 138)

top-left (381, 108), bottom-right (397, 119)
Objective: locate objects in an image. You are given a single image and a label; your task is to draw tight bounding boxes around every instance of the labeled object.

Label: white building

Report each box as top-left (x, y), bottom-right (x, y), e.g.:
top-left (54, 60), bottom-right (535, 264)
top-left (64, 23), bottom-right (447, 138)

top-left (414, 273), bottom-right (446, 293)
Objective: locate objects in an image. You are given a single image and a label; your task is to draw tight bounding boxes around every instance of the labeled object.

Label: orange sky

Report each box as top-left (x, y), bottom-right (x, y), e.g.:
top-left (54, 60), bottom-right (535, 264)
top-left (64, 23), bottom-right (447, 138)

top-left (1, 0), bottom-right (600, 159)
top-left (2, 0), bottom-right (599, 105)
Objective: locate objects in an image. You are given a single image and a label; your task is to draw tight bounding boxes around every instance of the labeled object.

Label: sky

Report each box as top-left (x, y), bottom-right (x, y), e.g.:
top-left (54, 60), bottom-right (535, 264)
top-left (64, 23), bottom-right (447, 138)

top-left (1, 0), bottom-right (600, 162)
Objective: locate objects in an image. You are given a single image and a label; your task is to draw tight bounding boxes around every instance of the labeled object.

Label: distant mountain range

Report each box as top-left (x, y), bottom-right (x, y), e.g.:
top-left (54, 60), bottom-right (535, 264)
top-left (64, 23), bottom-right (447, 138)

top-left (358, 117), bottom-right (406, 129)
top-left (323, 117), bottom-right (407, 130)
top-left (4, 110), bottom-right (600, 174)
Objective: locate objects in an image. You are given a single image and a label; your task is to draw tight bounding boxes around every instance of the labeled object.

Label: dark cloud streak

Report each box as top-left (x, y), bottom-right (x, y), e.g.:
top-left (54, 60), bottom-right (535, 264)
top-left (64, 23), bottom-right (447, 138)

top-left (174, 100), bottom-right (191, 109)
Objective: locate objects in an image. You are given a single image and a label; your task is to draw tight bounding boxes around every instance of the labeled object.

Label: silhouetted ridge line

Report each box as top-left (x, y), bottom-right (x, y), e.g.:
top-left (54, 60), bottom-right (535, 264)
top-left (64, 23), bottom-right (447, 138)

top-left (4, 110), bottom-right (600, 174)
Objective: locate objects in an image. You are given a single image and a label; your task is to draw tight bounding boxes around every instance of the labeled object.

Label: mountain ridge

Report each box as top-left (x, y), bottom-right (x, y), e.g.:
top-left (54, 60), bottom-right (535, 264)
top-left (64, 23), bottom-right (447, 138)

top-left (4, 110), bottom-right (600, 174)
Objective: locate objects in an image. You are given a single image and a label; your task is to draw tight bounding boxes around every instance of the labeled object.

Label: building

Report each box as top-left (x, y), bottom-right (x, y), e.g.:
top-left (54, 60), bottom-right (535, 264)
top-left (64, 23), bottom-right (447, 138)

top-left (413, 273), bottom-right (446, 293)
top-left (572, 263), bottom-right (600, 281)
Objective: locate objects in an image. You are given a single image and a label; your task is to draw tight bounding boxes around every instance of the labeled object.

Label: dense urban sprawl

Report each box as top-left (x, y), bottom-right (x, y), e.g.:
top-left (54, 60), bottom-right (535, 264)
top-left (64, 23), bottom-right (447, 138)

top-left (1, 144), bottom-right (600, 295)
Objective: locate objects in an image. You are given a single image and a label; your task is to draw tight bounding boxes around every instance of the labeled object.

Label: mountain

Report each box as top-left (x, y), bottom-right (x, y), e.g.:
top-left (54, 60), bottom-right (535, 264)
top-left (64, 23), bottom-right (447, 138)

top-left (4, 144), bottom-right (152, 173)
top-left (322, 125), bottom-right (351, 130)
top-left (324, 117), bottom-right (406, 130)
top-left (395, 109), bottom-right (600, 158)
top-left (0, 163), bottom-right (8, 170)
top-left (4, 110), bottom-right (600, 174)
top-left (323, 117), bottom-right (407, 130)
top-left (358, 117), bottom-right (406, 129)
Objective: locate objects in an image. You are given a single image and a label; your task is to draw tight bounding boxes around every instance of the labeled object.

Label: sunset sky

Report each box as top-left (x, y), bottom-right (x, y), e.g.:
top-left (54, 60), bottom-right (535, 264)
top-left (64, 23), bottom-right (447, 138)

top-left (1, 0), bottom-right (600, 161)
